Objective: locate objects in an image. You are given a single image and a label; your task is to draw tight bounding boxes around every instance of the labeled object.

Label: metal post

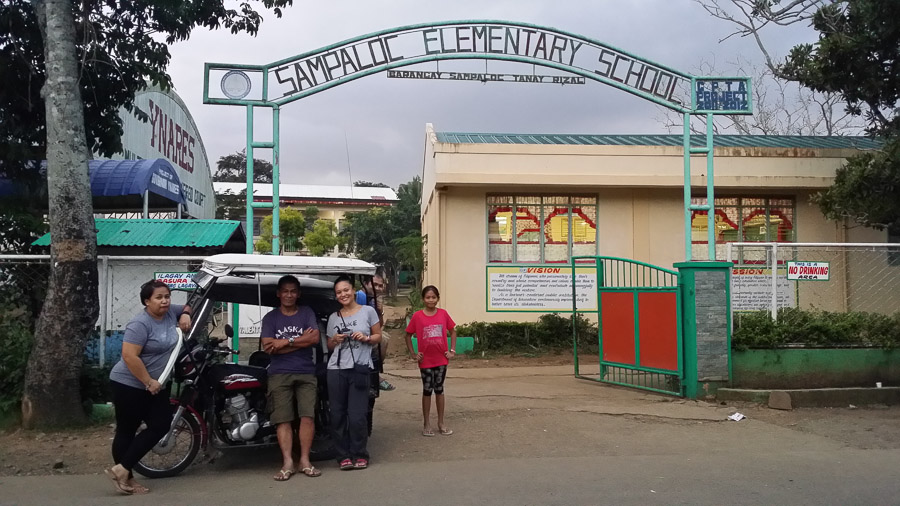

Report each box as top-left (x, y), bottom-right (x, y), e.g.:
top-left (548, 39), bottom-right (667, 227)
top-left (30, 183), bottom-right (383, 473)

top-left (230, 303), bottom-right (240, 364)
top-left (98, 256), bottom-right (109, 367)
top-left (682, 113), bottom-right (692, 261)
top-left (705, 113), bottom-right (716, 261)
top-left (245, 105), bottom-right (255, 254)
top-left (142, 190), bottom-right (149, 218)
top-left (571, 256), bottom-right (579, 377)
top-left (771, 242), bottom-right (778, 321)
top-left (272, 105), bottom-right (281, 255)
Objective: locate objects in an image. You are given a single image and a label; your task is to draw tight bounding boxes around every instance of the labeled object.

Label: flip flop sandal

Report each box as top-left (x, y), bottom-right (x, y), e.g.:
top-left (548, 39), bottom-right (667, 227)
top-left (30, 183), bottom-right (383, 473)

top-left (104, 468), bottom-right (133, 495)
top-left (422, 429), bottom-right (435, 437)
top-left (339, 459), bottom-right (354, 470)
top-left (300, 466), bottom-right (322, 477)
top-left (353, 459), bottom-right (368, 469)
top-left (128, 481), bottom-right (150, 495)
top-left (439, 428), bottom-right (454, 435)
top-left (273, 469), bottom-right (294, 481)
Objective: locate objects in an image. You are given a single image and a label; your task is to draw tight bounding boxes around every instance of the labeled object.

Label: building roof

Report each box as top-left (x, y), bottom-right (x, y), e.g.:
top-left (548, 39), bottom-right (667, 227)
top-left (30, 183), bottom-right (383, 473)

top-left (214, 183), bottom-right (398, 202)
top-left (0, 158), bottom-right (185, 207)
top-left (200, 253), bottom-right (376, 277)
top-left (32, 219), bottom-right (244, 248)
top-left (89, 158), bottom-right (185, 204)
top-left (435, 132), bottom-right (882, 150)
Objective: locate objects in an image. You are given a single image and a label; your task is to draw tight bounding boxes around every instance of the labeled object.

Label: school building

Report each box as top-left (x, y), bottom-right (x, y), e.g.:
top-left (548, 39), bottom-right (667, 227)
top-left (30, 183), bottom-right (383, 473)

top-left (214, 182), bottom-right (398, 254)
top-left (420, 123), bottom-right (892, 324)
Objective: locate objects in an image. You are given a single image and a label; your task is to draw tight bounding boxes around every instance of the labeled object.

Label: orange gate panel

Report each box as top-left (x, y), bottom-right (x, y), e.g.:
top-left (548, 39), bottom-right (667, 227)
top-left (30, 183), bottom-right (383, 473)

top-left (601, 292), bottom-right (635, 365)
top-left (637, 292), bottom-right (678, 371)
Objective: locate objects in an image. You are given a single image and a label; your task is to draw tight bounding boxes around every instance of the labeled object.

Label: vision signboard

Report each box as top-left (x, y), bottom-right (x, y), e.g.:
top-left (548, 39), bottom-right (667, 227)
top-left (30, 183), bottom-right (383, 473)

top-left (487, 265), bottom-right (598, 312)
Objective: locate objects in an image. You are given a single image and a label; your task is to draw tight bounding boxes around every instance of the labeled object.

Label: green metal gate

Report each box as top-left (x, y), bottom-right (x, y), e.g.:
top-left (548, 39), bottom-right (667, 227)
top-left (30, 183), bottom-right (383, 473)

top-left (572, 256), bottom-right (683, 396)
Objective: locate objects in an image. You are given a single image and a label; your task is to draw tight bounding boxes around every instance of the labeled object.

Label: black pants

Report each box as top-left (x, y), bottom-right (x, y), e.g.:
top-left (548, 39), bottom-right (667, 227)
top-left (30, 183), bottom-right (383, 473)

top-left (110, 380), bottom-right (172, 473)
top-left (327, 368), bottom-right (370, 461)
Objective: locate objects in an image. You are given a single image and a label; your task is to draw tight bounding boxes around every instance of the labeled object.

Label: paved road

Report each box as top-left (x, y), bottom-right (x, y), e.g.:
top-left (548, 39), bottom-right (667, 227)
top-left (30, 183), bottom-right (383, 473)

top-left (3, 365), bottom-right (899, 505)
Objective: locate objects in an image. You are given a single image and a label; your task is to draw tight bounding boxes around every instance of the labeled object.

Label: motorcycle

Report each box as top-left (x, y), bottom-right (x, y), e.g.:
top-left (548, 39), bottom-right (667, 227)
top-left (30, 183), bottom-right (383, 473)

top-left (133, 253), bottom-right (379, 478)
top-left (134, 324), bottom-right (334, 478)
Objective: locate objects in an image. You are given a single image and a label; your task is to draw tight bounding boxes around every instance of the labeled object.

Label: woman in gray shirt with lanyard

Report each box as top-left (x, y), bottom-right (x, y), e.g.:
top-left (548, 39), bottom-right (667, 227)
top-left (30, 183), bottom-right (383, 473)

top-left (326, 275), bottom-right (382, 471)
top-left (105, 280), bottom-right (191, 494)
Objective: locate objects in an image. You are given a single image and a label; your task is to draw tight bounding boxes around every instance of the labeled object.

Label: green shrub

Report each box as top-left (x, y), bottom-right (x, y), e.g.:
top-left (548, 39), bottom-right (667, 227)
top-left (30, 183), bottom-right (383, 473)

top-left (733, 309), bottom-right (900, 350)
top-left (406, 289), bottom-right (424, 318)
top-left (80, 362), bottom-right (113, 413)
top-left (457, 313), bottom-right (598, 354)
top-left (0, 305), bottom-right (114, 422)
top-left (0, 307), bottom-right (34, 417)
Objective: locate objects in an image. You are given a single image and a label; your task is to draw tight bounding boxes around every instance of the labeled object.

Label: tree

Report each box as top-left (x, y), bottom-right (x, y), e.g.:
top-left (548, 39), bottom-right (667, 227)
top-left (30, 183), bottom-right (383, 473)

top-left (393, 234), bottom-right (425, 289)
top-left (694, 0), bottom-right (829, 76)
top-left (301, 206), bottom-right (320, 232)
top-left (353, 180), bottom-right (390, 188)
top-left (695, 0), bottom-right (900, 231)
top-left (340, 207), bottom-right (401, 294)
top-left (214, 149), bottom-right (274, 183)
top-left (779, 0), bottom-right (900, 230)
top-left (255, 207), bottom-right (306, 254)
top-left (22, 0), bottom-right (98, 428)
top-left (215, 188), bottom-right (246, 220)
top-left (304, 219), bottom-right (338, 256)
top-left (340, 176), bottom-right (423, 295)
top-left (658, 56), bottom-right (861, 136)
top-left (2, 0), bottom-right (292, 428)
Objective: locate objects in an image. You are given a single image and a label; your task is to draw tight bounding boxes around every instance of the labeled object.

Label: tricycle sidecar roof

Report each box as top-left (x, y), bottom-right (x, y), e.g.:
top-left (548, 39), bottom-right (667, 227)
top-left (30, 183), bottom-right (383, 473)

top-left (199, 254), bottom-right (377, 277)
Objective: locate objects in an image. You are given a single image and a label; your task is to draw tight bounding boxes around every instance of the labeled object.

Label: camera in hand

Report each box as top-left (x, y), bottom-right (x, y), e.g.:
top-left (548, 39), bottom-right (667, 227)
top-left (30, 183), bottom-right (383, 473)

top-left (339, 327), bottom-right (351, 334)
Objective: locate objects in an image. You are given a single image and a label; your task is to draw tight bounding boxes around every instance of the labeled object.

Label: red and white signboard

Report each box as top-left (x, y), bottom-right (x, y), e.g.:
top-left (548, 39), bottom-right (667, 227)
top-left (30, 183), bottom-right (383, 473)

top-left (787, 261), bottom-right (830, 281)
top-left (155, 272), bottom-right (198, 290)
top-left (110, 86), bottom-right (216, 219)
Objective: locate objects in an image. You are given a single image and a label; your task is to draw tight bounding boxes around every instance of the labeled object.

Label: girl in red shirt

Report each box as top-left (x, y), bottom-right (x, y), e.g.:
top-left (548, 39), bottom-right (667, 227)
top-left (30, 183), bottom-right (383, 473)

top-left (405, 285), bottom-right (457, 436)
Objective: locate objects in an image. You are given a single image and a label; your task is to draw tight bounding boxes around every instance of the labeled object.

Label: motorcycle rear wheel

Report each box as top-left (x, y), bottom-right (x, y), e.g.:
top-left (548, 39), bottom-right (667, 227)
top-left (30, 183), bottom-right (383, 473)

top-left (133, 409), bottom-right (202, 478)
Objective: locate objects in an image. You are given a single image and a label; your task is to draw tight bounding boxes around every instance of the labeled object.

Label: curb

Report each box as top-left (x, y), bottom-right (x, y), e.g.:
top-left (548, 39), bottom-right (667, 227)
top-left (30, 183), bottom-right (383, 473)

top-left (717, 386), bottom-right (900, 407)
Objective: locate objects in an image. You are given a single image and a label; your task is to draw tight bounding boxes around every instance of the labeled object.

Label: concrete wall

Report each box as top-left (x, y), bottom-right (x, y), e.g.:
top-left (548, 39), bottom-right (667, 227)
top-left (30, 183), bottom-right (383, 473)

top-left (733, 348), bottom-right (900, 389)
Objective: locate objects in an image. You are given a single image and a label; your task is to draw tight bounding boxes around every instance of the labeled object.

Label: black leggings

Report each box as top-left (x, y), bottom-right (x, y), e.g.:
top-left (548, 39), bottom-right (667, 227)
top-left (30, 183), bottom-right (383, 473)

top-left (110, 380), bottom-right (172, 474)
top-left (420, 365), bottom-right (447, 396)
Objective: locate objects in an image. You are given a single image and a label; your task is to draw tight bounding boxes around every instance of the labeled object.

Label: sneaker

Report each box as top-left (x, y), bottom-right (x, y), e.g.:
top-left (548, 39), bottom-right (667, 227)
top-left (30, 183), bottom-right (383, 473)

top-left (379, 380), bottom-right (396, 391)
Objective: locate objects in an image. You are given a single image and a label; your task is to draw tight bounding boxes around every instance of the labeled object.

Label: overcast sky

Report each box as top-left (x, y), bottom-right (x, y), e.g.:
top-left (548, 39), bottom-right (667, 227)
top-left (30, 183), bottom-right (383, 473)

top-left (166, 0), bottom-right (816, 188)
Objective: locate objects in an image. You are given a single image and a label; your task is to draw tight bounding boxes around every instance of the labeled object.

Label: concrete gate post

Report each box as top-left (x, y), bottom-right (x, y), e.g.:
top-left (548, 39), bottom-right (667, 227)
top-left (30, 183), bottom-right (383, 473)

top-left (674, 262), bottom-right (733, 399)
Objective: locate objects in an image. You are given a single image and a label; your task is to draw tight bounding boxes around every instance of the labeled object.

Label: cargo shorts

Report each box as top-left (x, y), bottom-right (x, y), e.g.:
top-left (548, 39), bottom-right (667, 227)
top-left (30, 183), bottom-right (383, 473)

top-left (267, 373), bottom-right (317, 424)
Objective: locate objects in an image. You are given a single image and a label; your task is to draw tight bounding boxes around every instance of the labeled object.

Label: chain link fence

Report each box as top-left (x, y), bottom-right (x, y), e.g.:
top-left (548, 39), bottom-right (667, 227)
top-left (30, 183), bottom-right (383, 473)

top-left (0, 255), bottom-right (211, 367)
top-left (726, 243), bottom-right (900, 328)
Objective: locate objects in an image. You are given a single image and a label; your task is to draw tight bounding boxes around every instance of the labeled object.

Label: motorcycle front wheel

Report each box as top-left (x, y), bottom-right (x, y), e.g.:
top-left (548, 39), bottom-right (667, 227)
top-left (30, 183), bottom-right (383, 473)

top-left (133, 408), bottom-right (202, 478)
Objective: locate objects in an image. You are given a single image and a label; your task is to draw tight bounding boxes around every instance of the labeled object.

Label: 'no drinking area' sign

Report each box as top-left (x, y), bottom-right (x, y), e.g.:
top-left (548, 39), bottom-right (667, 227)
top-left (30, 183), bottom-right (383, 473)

top-left (786, 261), bottom-right (830, 281)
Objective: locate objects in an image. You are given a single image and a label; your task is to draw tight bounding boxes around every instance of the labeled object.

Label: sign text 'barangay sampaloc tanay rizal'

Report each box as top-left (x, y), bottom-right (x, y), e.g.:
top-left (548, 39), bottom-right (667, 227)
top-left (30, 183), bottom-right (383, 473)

top-left (271, 24), bottom-right (694, 107)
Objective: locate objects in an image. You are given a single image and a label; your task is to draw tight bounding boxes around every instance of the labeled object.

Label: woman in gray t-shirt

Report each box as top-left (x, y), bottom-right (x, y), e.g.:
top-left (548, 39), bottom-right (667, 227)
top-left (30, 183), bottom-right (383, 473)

top-left (326, 276), bottom-right (382, 470)
top-left (105, 280), bottom-right (191, 495)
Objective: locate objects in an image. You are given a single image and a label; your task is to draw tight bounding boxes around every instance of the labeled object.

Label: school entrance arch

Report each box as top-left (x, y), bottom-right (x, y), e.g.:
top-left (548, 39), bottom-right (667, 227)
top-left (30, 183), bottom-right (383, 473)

top-left (203, 20), bottom-right (752, 260)
top-left (205, 22), bottom-right (747, 397)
